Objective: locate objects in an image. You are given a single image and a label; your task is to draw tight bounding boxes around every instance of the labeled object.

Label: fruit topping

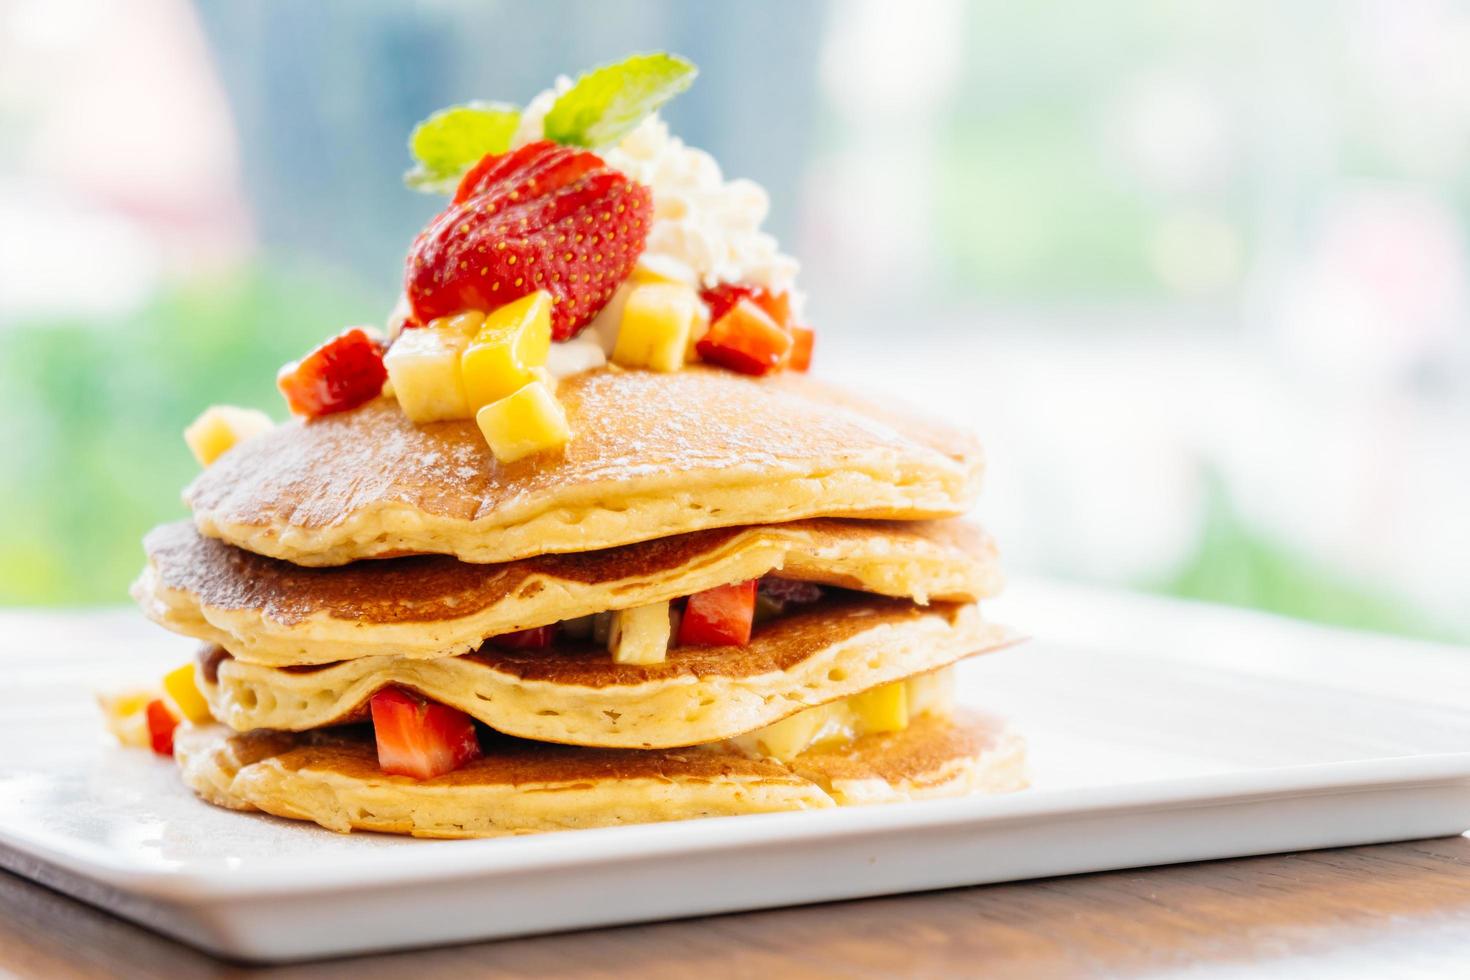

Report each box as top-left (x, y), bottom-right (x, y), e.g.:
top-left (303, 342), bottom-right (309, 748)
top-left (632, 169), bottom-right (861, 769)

top-left (383, 312), bottom-right (482, 423)
top-left (461, 291), bottom-right (553, 409)
top-left (276, 328), bottom-right (387, 418)
top-left (759, 577), bottom-right (824, 606)
top-left (677, 580), bottom-right (758, 647)
top-left (612, 282), bottom-right (702, 372)
top-left (608, 602), bottom-right (674, 665)
top-left (492, 624), bottom-right (558, 649)
top-left (370, 687), bottom-right (482, 780)
top-left (184, 405), bottom-right (273, 467)
top-left (405, 140), bottom-right (653, 340)
top-left (162, 663), bottom-right (212, 724)
top-left (97, 688), bottom-right (158, 749)
top-left (786, 324), bottom-right (815, 373)
top-left (694, 298), bottom-right (792, 376)
top-left (700, 283), bottom-right (789, 327)
top-left (632, 253), bottom-right (698, 287)
top-left (542, 52), bottom-right (698, 149)
top-left (475, 378), bottom-right (572, 463)
top-left (145, 698), bottom-right (179, 756)
top-left (405, 102), bottom-right (521, 193)
top-left (848, 680), bottom-right (909, 733)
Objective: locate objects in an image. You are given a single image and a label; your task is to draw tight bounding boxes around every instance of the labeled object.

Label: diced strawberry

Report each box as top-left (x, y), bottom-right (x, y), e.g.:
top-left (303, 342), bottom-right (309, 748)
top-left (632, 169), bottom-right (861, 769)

top-left (700, 283), bottom-right (792, 328)
top-left (370, 687), bottom-right (482, 780)
top-left (406, 140), bottom-right (652, 340)
top-left (678, 580), bottom-right (758, 647)
top-left (786, 325), bottom-right (815, 372)
top-left (491, 624), bottom-right (558, 649)
top-left (277, 328), bottom-right (387, 417)
top-left (145, 698), bottom-right (179, 757)
top-left (695, 300), bottom-right (792, 375)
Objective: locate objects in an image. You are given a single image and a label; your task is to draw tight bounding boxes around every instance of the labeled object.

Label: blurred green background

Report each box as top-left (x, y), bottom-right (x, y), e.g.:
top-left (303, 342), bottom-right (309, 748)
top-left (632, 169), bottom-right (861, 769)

top-left (2, 0), bottom-right (1466, 643)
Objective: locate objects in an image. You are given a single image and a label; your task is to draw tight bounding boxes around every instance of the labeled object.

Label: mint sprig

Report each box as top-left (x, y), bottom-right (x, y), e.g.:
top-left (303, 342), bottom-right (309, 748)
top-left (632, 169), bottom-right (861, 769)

top-left (544, 52), bottom-right (697, 148)
top-left (404, 102), bottom-right (521, 193)
top-left (403, 53), bottom-right (697, 194)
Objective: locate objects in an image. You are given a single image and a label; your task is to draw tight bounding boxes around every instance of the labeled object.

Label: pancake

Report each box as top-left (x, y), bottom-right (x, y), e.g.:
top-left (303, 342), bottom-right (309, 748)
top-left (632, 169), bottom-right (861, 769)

top-left (184, 368), bottom-right (983, 567)
top-left (203, 596), bottom-right (1016, 747)
top-left (174, 710), bottom-right (1026, 838)
top-left (135, 518), bottom-right (1001, 666)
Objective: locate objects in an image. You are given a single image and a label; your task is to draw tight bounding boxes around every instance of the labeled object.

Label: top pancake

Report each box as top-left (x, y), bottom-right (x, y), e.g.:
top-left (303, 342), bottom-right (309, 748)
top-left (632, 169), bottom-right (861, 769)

top-left (184, 367), bottom-right (983, 566)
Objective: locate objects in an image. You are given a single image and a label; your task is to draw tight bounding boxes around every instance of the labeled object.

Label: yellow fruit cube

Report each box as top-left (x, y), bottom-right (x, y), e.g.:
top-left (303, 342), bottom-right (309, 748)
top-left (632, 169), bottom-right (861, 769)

top-left (750, 703), bottom-right (833, 761)
top-left (633, 253), bottom-right (697, 286)
top-left (607, 601), bottom-right (672, 665)
top-left (384, 312), bottom-right (484, 422)
top-left (461, 291), bottom-right (553, 410)
top-left (685, 300), bottom-right (710, 362)
top-left (474, 380), bottom-right (571, 463)
top-left (162, 663), bottom-right (212, 724)
top-left (183, 405), bottom-right (273, 467)
top-left (96, 688), bottom-right (158, 749)
top-left (612, 283), bottom-right (700, 372)
top-left (905, 667), bottom-right (956, 719)
top-left (849, 680), bottom-right (909, 734)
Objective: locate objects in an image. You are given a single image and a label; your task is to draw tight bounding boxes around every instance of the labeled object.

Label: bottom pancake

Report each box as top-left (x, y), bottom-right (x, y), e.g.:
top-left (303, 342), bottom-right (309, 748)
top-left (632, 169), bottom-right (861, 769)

top-left (174, 712), bottom-right (1026, 839)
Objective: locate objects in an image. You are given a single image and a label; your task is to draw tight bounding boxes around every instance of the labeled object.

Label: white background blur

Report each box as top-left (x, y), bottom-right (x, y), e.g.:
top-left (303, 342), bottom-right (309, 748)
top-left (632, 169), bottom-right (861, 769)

top-left (1, 0), bottom-right (1466, 641)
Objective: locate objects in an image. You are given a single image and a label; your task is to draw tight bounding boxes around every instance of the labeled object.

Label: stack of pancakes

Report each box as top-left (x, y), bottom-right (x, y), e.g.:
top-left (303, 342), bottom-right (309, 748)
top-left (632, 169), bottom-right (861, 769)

top-left (134, 368), bottom-right (1024, 838)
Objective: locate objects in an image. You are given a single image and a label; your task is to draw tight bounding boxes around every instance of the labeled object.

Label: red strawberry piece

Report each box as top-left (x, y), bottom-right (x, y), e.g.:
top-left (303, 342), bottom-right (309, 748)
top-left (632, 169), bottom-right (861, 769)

top-left (678, 580), bottom-right (759, 647)
top-left (276, 328), bottom-right (387, 417)
top-left (406, 140), bottom-right (652, 340)
top-left (701, 283), bottom-right (793, 328)
top-left (145, 699), bottom-right (179, 756)
top-left (491, 624), bottom-right (558, 650)
top-left (370, 687), bottom-right (482, 780)
top-left (695, 299), bottom-right (792, 376)
top-left (785, 325), bottom-right (815, 372)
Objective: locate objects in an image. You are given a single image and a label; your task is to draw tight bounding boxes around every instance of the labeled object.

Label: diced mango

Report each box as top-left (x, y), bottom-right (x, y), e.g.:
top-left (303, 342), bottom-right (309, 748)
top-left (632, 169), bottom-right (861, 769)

top-left (848, 680), bottom-right (909, 734)
top-left (183, 405), bottom-right (273, 467)
top-left (475, 380), bottom-right (571, 463)
top-left (461, 291), bottom-right (553, 410)
top-left (607, 601), bottom-right (672, 665)
top-left (612, 283), bottom-right (700, 372)
top-left (97, 688), bottom-right (159, 749)
top-left (162, 663), bottom-right (212, 724)
top-left (384, 312), bottom-right (483, 422)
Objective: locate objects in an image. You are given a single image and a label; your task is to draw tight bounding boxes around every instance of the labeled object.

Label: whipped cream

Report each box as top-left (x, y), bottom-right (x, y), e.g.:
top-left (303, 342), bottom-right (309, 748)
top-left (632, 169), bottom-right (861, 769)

top-left (514, 85), bottom-right (802, 308)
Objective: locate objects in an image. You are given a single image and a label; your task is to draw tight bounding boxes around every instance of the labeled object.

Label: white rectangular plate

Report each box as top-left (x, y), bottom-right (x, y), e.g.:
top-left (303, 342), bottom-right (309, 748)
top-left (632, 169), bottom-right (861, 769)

top-left (1, 580), bottom-right (1467, 963)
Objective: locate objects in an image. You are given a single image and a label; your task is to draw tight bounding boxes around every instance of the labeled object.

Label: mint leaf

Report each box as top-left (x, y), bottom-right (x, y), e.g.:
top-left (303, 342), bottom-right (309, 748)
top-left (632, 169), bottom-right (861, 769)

top-left (543, 52), bottom-right (697, 148)
top-left (404, 102), bottom-right (521, 193)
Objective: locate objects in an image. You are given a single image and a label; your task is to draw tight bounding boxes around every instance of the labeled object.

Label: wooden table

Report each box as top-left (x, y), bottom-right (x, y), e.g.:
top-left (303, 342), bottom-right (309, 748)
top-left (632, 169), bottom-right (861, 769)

top-left (3, 836), bottom-right (1467, 978)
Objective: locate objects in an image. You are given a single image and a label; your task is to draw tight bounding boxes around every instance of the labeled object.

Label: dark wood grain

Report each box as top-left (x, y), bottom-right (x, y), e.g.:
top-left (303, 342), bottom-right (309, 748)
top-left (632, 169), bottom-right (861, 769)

top-left (2, 837), bottom-right (1468, 979)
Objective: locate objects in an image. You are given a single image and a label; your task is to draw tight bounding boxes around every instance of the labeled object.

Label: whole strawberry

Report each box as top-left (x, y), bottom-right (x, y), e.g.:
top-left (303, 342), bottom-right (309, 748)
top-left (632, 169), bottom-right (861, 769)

top-left (405, 140), bottom-right (652, 340)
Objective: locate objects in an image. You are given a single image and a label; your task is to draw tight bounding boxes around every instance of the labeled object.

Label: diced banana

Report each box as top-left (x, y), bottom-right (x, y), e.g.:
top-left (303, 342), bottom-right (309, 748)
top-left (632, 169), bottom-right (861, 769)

top-left (612, 283), bottom-right (700, 372)
top-left (745, 704), bottom-right (833, 762)
top-left (607, 601), bottom-right (673, 665)
top-left (906, 667), bottom-right (956, 718)
top-left (474, 380), bottom-right (571, 463)
top-left (183, 405), bottom-right (273, 467)
top-left (384, 312), bottom-right (483, 422)
top-left (461, 292), bottom-right (552, 410)
top-left (97, 688), bottom-right (158, 749)
top-left (162, 663), bottom-right (212, 724)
